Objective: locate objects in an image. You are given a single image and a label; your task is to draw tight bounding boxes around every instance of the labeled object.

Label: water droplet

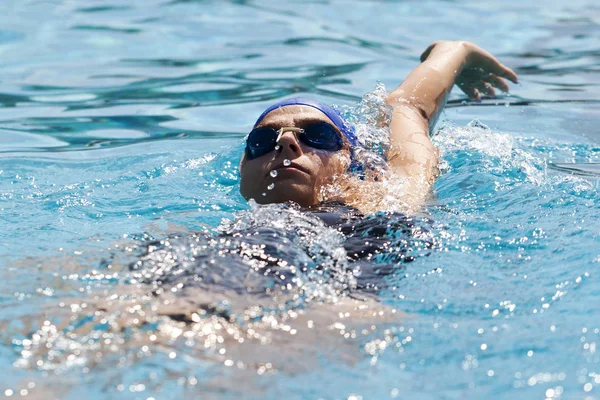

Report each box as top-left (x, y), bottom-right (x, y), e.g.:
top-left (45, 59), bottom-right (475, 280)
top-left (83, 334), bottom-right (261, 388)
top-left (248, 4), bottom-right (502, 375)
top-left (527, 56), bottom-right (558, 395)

top-left (267, 183), bottom-right (275, 190)
top-left (283, 159), bottom-right (291, 166)
top-left (262, 192), bottom-right (267, 196)
top-left (270, 170), bottom-right (278, 178)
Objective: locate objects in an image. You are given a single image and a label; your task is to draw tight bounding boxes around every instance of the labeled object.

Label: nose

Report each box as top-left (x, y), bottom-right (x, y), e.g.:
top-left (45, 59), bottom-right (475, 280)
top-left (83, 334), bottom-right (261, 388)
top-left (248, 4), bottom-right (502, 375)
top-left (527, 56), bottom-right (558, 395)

top-left (276, 128), bottom-right (303, 157)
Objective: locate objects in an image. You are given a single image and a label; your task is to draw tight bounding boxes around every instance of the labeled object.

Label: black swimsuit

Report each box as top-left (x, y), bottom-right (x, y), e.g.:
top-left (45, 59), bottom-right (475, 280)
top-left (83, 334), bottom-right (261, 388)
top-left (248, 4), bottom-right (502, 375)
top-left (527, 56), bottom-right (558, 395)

top-left (129, 202), bottom-right (434, 297)
top-left (306, 202), bottom-right (434, 291)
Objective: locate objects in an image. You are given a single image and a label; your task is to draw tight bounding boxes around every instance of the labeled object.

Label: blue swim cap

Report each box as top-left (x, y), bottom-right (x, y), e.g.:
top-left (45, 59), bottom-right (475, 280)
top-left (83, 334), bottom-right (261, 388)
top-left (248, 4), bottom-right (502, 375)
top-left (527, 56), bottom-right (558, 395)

top-left (253, 97), bottom-right (358, 148)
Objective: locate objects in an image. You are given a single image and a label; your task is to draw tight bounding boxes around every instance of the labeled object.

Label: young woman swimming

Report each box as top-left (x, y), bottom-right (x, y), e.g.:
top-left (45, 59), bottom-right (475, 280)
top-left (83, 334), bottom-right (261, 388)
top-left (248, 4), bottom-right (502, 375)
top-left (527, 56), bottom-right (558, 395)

top-left (239, 40), bottom-right (518, 213)
top-left (130, 41), bottom-right (520, 305)
top-left (15, 42), bottom-right (520, 388)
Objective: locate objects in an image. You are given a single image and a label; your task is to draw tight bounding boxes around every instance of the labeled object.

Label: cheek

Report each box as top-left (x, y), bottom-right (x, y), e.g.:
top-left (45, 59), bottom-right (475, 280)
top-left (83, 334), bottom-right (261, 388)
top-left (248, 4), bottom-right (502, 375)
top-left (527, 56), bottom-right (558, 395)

top-left (240, 162), bottom-right (265, 189)
top-left (337, 152), bottom-right (351, 172)
top-left (322, 152), bottom-right (350, 175)
top-left (241, 158), bottom-right (268, 176)
top-left (313, 153), bottom-right (349, 183)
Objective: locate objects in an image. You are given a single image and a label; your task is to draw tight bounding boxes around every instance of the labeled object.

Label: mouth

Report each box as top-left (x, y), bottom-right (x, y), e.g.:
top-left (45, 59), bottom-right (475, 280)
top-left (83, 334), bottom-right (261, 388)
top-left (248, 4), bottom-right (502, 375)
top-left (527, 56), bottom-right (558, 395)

top-left (266, 162), bottom-right (310, 177)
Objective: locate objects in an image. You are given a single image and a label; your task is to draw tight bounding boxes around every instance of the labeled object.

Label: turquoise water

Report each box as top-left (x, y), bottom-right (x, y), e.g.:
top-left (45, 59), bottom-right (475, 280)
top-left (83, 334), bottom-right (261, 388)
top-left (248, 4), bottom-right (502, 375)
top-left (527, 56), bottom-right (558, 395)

top-left (1, 0), bottom-right (600, 399)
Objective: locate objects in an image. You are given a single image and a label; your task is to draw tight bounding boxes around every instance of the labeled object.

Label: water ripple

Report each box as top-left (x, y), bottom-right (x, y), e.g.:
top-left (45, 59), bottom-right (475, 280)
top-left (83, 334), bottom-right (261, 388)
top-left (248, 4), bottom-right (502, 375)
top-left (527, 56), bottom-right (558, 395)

top-left (1, 0), bottom-right (600, 397)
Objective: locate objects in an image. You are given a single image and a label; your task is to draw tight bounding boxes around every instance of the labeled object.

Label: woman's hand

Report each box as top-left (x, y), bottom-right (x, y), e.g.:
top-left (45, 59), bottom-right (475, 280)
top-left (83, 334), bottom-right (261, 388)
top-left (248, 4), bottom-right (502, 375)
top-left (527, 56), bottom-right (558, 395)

top-left (420, 41), bottom-right (519, 100)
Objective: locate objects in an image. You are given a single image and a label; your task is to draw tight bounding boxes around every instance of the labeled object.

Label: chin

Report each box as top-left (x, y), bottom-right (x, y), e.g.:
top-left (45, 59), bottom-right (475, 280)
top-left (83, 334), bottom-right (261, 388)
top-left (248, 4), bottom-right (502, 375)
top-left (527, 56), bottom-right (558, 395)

top-left (249, 183), bottom-right (316, 207)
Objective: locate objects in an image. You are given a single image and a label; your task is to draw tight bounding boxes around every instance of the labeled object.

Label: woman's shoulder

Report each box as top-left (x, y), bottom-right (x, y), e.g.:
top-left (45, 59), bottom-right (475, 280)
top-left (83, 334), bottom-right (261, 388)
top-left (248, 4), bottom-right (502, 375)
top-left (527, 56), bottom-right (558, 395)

top-left (304, 201), bottom-right (362, 227)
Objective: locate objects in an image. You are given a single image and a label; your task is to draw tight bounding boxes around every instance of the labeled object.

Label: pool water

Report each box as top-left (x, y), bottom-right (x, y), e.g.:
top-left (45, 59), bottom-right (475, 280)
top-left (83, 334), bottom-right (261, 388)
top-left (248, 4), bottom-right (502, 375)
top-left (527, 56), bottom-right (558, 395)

top-left (1, 0), bottom-right (599, 399)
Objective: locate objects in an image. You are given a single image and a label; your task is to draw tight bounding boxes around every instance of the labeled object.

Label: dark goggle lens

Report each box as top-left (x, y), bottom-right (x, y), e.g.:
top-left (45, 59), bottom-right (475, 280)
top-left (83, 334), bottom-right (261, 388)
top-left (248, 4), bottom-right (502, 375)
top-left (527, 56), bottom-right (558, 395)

top-left (245, 122), bottom-right (343, 160)
top-left (301, 122), bottom-right (343, 151)
top-left (245, 127), bottom-right (278, 160)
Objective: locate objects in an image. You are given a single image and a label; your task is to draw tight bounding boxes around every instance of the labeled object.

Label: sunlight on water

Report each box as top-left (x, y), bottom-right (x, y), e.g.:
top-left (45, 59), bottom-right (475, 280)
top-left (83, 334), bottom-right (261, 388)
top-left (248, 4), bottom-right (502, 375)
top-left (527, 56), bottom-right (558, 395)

top-left (1, 0), bottom-right (600, 398)
top-left (5, 96), bottom-right (598, 397)
top-left (3, 97), bottom-right (600, 399)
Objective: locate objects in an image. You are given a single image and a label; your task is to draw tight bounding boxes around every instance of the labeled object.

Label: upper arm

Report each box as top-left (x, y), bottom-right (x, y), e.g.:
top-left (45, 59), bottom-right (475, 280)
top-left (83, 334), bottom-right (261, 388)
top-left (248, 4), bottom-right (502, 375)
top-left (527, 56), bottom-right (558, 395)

top-left (386, 100), bottom-right (439, 186)
top-left (340, 103), bottom-right (439, 214)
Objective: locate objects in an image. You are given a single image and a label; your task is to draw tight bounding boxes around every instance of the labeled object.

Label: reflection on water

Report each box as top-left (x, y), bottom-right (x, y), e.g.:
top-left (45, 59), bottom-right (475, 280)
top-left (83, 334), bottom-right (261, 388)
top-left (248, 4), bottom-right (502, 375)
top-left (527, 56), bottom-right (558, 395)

top-left (8, 204), bottom-right (414, 397)
top-left (1, 0), bottom-right (600, 398)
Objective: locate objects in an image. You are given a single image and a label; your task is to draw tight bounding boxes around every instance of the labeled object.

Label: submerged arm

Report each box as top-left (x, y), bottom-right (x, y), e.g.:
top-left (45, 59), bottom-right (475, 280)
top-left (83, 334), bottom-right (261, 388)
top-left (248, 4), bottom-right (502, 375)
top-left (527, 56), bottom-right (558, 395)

top-left (385, 41), bottom-right (518, 193)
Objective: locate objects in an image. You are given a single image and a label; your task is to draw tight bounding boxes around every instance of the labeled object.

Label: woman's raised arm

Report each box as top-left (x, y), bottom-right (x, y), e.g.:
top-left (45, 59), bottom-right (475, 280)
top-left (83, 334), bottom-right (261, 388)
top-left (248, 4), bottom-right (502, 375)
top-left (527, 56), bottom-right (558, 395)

top-left (385, 41), bottom-right (518, 189)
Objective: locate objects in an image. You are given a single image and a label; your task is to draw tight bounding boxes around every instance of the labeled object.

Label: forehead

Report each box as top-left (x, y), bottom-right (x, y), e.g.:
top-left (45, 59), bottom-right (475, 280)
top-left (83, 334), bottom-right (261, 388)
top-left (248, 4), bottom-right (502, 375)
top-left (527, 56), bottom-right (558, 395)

top-left (256, 105), bottom-right (335, 127)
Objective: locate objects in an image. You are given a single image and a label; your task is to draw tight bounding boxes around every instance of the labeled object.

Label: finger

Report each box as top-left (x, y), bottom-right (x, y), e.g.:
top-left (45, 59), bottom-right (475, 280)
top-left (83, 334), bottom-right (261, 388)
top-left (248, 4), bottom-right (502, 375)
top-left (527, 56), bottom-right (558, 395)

top-left (476, 81), bottom-right (496, 97)
top-left (470, 50), bottom-right (519, 84)
top-left (487, 74), bottom-right (510, 92)
top-left (458, 82), bottom-right (481, 100)
top-left (496, 65), bottom-right (519, 84)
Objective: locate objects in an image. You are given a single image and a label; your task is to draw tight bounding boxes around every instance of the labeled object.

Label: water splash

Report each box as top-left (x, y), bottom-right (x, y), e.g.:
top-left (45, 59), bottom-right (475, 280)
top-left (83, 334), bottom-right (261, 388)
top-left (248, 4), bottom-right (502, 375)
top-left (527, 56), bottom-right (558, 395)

top-left (434, 120), bottom-right (546, 187)
top-left (338, 82), bottom-right (393, 173)
top-left (320, 83), bottom-right (428, 214)
top-left (11, 200), bottom-right (380, 385)
top-left (221, 201), bottom-right (356, 299)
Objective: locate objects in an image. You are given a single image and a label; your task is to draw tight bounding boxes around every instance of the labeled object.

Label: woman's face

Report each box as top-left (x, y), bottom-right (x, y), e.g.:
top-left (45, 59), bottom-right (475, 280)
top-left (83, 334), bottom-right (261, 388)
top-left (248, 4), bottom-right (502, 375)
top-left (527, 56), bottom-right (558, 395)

top-left (239, 105), bottom-right (351, 207)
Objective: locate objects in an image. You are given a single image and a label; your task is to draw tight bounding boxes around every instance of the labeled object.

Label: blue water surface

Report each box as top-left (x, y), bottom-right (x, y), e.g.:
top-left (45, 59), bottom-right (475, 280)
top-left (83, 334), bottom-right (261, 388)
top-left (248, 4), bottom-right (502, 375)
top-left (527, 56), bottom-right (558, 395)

top-left (0, 0), bottom-right (599, 399)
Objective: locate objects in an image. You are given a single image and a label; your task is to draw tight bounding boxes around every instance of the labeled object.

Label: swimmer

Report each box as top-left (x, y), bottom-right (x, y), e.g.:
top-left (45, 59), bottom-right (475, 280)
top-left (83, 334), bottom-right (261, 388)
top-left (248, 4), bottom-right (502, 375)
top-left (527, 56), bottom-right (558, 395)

top-left (240, 41), bottom-right (518, 213)
top-left (12, 42), bottom-right (519, 393)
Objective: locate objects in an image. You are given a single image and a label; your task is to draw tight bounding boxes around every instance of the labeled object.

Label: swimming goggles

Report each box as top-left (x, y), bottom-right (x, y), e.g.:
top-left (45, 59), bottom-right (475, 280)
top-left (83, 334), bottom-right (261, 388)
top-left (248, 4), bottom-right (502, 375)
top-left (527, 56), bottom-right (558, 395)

top-left (245, 122), bottom-right (344, 160)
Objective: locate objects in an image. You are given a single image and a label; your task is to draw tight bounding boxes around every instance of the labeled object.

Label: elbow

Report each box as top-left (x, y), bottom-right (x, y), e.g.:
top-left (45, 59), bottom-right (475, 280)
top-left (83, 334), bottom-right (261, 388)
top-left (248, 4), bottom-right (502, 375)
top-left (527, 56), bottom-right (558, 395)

top-left (386, 94), bottom-right (431, 127)
top-left (387, 93), bottom-right (429, 120)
